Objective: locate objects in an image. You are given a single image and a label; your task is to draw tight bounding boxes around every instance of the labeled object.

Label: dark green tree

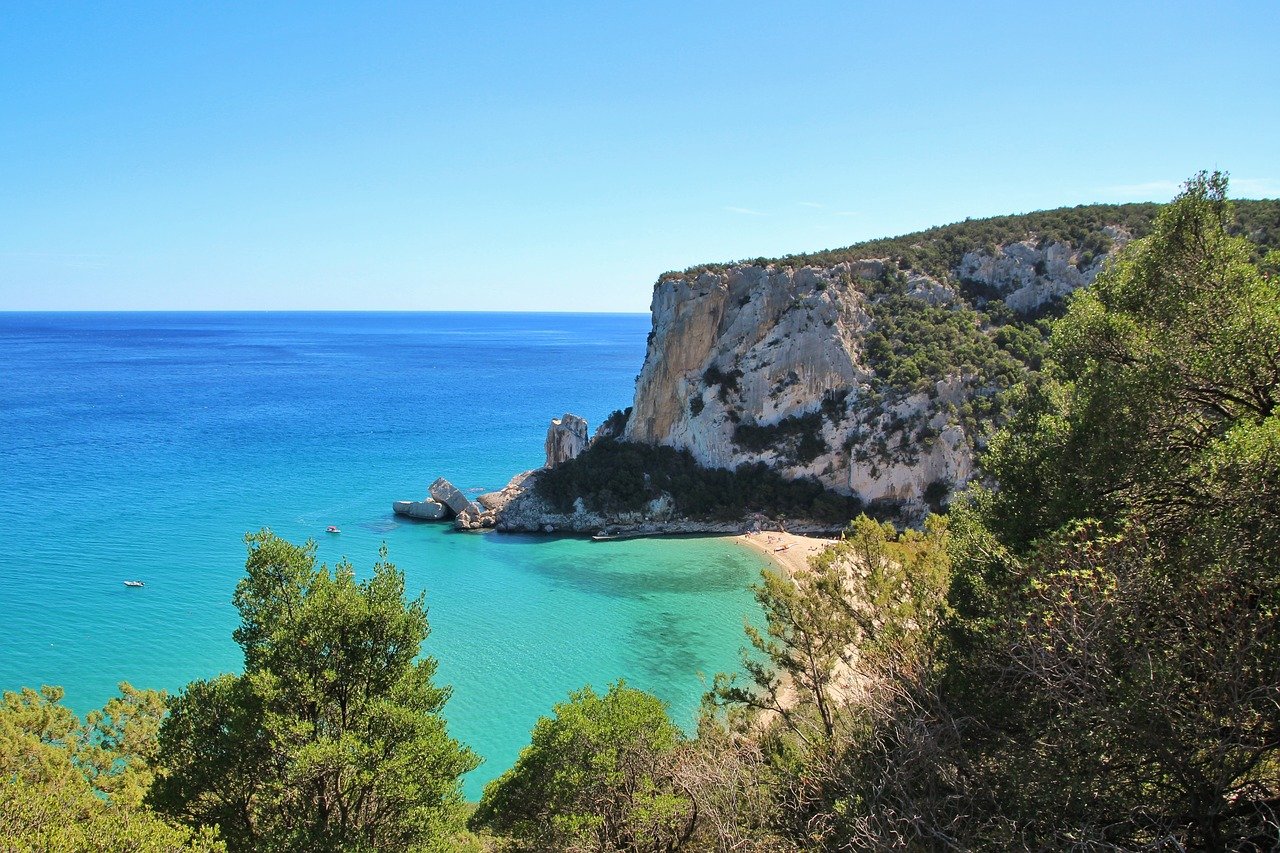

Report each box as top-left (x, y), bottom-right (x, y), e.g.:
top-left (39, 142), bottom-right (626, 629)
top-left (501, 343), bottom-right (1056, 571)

top-left (472, 682), bottom-right (694, 852)
top-left (150, 530), bottom-right (478, 852)
top-left (938, 172), bottom-right (1280, 849)
top-left (713, 515), bottom-right (950, 747)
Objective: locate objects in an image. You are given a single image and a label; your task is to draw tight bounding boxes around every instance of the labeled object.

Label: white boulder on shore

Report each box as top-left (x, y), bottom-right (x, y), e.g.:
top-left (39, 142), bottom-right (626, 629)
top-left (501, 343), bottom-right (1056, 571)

top-left (392, 499), bottom-right (447, 520)
top-left (429, 477), bottom-right (481, 517)
top-left (393, 477), bottom-right (483, 523)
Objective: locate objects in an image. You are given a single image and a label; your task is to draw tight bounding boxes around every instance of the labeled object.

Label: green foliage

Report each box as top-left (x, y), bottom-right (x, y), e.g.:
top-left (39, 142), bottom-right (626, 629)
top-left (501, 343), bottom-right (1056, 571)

top-left (663, 199), bottom-right (1280, 285)
top-left (862, 293), bottom-right (1025, 394)
top-left (702, 364), bottom-right (743, 404)
top-left (932, 172), bottom-right (1280, 848)
top-left (714, 516), bottom-right (951, 744)
top-left (979, 170), bottom-right (1280, 552)
top-left (472, 682), bottom-right (694, 851)
top-left (150, 530), bottom-right (479, 852)
top-left (732, 412), bottom-right (826, 464)
top-left (598, 407), bottom-right (632, 439)
top-left (677, 175), bottom-right (1280, 850)
top-left (535, 438), bottom-right (862, 524)
top-left (706, 516), bottom-right (952, 850)
top-left (0, 684), bottom-right (223, 851)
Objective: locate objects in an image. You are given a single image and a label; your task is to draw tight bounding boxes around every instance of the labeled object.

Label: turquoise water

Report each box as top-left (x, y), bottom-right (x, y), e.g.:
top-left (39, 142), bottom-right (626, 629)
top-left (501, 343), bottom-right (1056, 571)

top-left (0, 312), bottom-right (769, 797)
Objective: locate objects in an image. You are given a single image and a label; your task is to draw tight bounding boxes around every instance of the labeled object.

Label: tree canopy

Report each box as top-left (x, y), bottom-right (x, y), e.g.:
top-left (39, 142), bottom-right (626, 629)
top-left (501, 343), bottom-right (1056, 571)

top-left (0, 683), bottom-right (223, 852)
top-left (149, 530), bottom-right (479, 852)
top-left (930, 171), bottom-right (1280, 849)
top-left (472, 682), bottom-right (695, 852)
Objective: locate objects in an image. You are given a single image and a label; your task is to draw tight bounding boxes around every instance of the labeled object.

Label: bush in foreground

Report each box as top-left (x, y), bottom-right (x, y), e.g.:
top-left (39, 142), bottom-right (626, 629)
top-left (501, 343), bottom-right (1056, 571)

top-left (149, 530), bottom-right (479, 852)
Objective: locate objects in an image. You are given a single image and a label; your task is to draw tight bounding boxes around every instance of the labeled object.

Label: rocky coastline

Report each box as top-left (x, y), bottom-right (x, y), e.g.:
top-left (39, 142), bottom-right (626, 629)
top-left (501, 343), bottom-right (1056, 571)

top-left (395, 412), bottom-right (845, 538)
top-left (400, 217), bottom-right (1162, 537)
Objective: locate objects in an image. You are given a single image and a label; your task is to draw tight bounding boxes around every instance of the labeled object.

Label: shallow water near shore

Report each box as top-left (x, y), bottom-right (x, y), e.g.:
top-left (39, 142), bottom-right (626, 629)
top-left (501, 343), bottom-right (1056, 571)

top-left (0, 312), bottom-right (769, 797)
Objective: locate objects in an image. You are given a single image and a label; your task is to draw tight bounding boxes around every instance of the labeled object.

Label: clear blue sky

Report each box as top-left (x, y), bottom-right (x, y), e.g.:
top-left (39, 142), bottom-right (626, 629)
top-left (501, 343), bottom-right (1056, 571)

top-left (2, 2), bottom-right (1276, 311)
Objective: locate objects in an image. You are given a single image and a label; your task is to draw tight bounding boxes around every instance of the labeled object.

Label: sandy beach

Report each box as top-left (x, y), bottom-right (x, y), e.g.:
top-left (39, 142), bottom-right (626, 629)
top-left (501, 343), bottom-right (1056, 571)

top-left (731, 530), bottom-right (836, 577)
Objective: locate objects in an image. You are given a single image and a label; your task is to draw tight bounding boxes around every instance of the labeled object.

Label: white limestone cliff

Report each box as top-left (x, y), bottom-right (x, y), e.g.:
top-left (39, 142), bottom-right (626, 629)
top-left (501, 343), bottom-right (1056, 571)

top-left (621, 234), bottom-right (1128, 513)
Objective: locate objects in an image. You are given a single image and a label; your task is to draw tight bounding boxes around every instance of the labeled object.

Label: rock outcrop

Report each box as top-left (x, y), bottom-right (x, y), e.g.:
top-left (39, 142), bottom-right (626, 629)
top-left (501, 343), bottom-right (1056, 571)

top-left (429, 477), bottom-right (479, 517)
top-left (957, 234), bottom-right (1118, 314)
top-left (395, 477), bottom-right (491, 529)
top-left (449, 471), bottom-right (539, 531)
top-left (481, 208), bottom-right (1197, 531)
top-left (544, 414), bottom-right (588, 467)
top-left (392, 499), bottom-right (448, 520)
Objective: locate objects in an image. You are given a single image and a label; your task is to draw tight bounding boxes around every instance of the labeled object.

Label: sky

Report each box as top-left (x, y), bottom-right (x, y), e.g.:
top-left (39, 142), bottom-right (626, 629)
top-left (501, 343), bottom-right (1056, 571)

top-left (1, 2), bottom-right (1277, 312)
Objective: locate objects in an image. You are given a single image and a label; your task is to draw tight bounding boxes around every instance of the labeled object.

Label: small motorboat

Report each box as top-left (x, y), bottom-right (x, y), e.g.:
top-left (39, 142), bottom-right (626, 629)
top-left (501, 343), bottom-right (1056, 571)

top-left (123, 580), bottom-right (145, 588)
top-left (326, 526), bottom-right (341, 534)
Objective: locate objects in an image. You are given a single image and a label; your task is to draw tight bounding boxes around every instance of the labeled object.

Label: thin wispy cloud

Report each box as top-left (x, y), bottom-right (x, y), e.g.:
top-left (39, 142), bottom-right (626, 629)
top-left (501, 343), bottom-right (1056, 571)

top-left (724, 206), bottom-right (767, 216)
top-left (1232, 177), bottom-right (1280, 197)
top-left (798, 201), bottom-right (824, 209)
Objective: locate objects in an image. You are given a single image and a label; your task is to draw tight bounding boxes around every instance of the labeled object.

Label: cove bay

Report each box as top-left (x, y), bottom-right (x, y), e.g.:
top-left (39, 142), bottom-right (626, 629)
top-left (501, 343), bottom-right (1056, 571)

top-left (0, 311), bottom-right (769, 797)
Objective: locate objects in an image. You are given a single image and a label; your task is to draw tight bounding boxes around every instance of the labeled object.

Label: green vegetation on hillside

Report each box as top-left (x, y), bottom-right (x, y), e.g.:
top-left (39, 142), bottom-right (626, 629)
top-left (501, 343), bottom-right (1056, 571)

top-left (668, 197), bottom-right (1279, 418)
top-left (731, 411), bottom-right (826, 464)
top-left (686, 172), bottom-right (1277, 849)
top-left (0, 684), bottom-right (223, 851)
top-left (535, 437), bottom-right (862, 524)
top-left (862, 287), bottom-right (1026, 393)
top-left (501, 173), bottom-right (1280, 850)
top-left (661, 198), bottom-right (1279, 283)
top-left (472, 682), bottom-right (693, 850)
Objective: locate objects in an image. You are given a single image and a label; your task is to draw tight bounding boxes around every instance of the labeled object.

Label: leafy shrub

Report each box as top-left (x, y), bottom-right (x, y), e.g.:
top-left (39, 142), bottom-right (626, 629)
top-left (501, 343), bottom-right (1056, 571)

top-left (702, 364), bottom-right (744, 404)
top-left (596, 407), bottom-right (631, 439)
top-left (863, 294), bottom-right (1023, 394)
top-left (732, 412), bottom-right (827, 464)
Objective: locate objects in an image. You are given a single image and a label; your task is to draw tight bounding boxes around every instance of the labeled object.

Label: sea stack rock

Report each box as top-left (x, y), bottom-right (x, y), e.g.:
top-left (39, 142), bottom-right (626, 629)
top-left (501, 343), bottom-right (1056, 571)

top-left (545, 413), bottom-right (588, 468)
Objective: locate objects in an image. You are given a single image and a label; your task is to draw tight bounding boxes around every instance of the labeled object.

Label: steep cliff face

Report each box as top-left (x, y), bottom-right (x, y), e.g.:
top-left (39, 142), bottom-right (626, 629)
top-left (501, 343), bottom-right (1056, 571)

top-left (622, 236), bottom-right (1125, 513)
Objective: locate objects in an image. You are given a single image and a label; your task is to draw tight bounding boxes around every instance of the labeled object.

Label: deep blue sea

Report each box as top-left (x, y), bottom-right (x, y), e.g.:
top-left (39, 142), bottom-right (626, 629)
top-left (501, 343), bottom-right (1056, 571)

top-left (0, 312), bottom-right (768, 797)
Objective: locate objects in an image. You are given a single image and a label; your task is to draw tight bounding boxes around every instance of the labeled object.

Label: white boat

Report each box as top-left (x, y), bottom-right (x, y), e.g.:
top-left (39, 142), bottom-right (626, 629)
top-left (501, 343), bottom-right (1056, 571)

top-left (123, 580), bottom-right (145, 588)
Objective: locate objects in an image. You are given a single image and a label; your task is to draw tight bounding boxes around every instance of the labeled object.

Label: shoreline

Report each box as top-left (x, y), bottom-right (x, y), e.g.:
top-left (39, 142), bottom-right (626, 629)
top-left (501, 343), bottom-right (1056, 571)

top-left (730, 530), bottom-right (836, 578)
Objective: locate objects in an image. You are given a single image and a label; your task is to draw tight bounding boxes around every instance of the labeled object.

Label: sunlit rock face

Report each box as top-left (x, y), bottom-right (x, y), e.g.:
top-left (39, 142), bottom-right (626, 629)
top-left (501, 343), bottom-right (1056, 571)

top-left (957, 232), bottom-right (1119, 315)
top-left (623, 231), bottom-right (1127, 515)
top-left (544, 413), bottom-right (589, 468)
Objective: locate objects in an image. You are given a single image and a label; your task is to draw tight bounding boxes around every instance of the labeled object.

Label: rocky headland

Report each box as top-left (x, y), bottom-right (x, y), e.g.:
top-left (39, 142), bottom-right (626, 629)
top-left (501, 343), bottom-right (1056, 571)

top-left (407, 201), bottom-right (1279, 535)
